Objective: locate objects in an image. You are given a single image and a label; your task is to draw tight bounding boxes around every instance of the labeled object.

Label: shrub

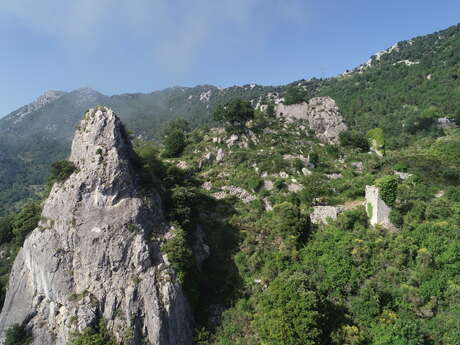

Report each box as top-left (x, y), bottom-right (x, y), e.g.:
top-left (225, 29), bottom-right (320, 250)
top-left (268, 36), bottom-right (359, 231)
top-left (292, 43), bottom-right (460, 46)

top-left (167, 186), bottom-right (200, 228)
top-left (49, 160), bottom-right (77, 183)
top-left (4, 324), bottom-right (32, 345)
top-left (393, 162), bottom-right (408, 172)
top-left (68, 319), bottom-right (116, 345)
top-left (375, 176), bottom-right (398, 206)
top-left (446, 186), bottom-right (460, 202)
top-left (284, 85), bottom-right (306, 105)
top-left (244, 176), bottom-right (263, 192)
top-left (368, 128), bottom-right (385, 156)
top-left (11, 202), bottom-right (41, 245)
top-left (271, 202), bottom-right (308, 243)
top-left (161, 225), bottom-right (194, 283)
top-left (213, 99), bottom-right (255, 132)
top-left (0, 216), bottom-right (13, 245)
top-left (266, 102), bottom-right (276, 117)
top-left (162, 128), bottom-right (186, 158)
top-left (309, 152), bottom-right (319, 166)
top-left (455, 109), bottom-right (460, 126)
top-left (339, 131), bottom-right (370, 152)
top-left (254, 271), bottom-right (323, 345)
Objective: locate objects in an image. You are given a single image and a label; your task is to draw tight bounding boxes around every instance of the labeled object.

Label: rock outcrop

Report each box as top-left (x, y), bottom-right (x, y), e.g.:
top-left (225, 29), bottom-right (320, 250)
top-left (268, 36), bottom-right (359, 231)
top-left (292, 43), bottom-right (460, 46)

top-left (0, 107), bottom-right (193, 345)
top-left (275, 97), bottom-right (347, 144)
top-left (310, 206), bottom-right (343, 225)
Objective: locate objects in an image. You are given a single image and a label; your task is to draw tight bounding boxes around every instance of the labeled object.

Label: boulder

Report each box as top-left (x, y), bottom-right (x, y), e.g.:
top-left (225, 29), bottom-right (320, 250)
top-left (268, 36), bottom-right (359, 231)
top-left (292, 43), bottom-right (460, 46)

top-left (310, 206), bottom-right (343, 224)
top-left (275, 97), bottom-right (347, 144)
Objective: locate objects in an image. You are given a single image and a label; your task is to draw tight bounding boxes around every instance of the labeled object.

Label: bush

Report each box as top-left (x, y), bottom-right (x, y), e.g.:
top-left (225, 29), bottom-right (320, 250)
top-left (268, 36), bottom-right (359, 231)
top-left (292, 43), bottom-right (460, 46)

top-left (4, 324), bottom-right (32, 345)
top-left (455, 109), bottom-right (460, 126)
top-left (213, 99), bottom-right (255, 132)
top-left (368, 128), bottom-right (385, 156)
top-left (309, 152), bottom-right (319, 166)
top-left (162, 128), bottom-right (186, 158)
top-left (266, 102), bottom-right (276, 117)
top-left (11, 202), bottom-right (41, 245)
top-left (68, 319), bottom-right (116, 345)
top-left (375, 175), bottom-right (398, 206)
top-left (244, 176), bottom-right (263, 192)
top-left (270, 202), bottom-right (308, 245)
top-left (284, 85), bottom-right (307, 105)
top-left (0, 216), bottom-right (13, 245)
top-left (49, 160), bottom-right (77, 183)
top-left (161, 225), bottom-right (194, 283)
top-left (254, 271), bottom-right (323, 345)
top-left (339, 131), bottom-right (370, 152)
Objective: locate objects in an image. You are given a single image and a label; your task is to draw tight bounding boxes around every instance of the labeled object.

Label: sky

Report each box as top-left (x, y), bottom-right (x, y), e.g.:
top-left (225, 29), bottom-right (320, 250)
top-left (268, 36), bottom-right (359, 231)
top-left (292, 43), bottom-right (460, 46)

top-left (0, 0), bottom-right (459, 117)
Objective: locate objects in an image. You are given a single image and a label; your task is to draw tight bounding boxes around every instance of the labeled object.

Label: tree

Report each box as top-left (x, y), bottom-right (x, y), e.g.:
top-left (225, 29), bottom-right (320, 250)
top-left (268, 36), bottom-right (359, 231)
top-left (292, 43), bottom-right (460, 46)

top-left (162, 128), bottom-right (186, 158)
top-left (266, 102), bottom-right (276, 117)
top-left (368, 128), bottom-right (385, 156)
top-left (0, 216), bottom-right (13, 245)
top-left (254, 271), bottom-right (323, 345)
top-left (213, 99), bottom-right (254, 132)
top-left (284, 85), bottom-right (306, 105)
top-left (454, 109), bottom-right (460, 126)
top-left (11, 202), bottom-right (41, 245)
top-left (339, 131), bottom-right (370, 152)
top-left (49, 160), bottom-right (77, 183)
top-left (161, 118), bottom-right (190, 158)
top-left (4, 324), bottom-right (32, 345)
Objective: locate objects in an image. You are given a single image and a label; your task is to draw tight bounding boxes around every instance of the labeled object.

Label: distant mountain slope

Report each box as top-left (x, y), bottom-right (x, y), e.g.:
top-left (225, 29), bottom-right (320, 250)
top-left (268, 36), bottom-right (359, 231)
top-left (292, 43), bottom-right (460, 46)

top-left (314, 23), bottom-right (460, 147)
top-left (0, 84), bottom-right (280, 214)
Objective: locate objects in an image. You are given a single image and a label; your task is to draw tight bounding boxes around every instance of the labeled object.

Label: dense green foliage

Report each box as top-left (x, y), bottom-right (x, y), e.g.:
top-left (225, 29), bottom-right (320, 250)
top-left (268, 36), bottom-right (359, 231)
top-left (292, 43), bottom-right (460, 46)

top-left (0, 200), bottom-right (41, 307)
top-left (254, 272), bottom-right (323, 345)
top-left (367, 128), bottom-right (385, 155)
top-left (161, 225), bottom-right (194, 283)
top-left (375, 175), bottom-right (399, 206)
top-left (162, 128), bottom-right (187, 158)
top-left (213, 99), bottom-right (255, 132)
top-left (161, 118), bottom-right (190, 158)
top-left (339, 130), bottom-right (370, 151)
top-left (49, 160), bottom-right (77, 183)
top-left (4, 324), bottom-right (32, 345)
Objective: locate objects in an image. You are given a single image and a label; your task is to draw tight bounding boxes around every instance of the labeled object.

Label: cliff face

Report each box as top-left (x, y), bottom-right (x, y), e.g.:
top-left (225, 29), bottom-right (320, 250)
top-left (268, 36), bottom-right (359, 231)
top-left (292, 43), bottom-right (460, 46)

top-left (275, 97), bottom-right (347, 144)
top-left (0, 107), bottom-right (193, 345)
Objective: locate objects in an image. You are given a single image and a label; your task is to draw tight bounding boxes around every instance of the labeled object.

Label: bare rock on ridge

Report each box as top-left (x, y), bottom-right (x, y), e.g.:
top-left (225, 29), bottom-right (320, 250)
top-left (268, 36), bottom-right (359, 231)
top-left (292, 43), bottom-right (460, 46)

top-left (275, 97), bottom-right (348, 144)
top-left (0, 107), bottom-right (193, 345)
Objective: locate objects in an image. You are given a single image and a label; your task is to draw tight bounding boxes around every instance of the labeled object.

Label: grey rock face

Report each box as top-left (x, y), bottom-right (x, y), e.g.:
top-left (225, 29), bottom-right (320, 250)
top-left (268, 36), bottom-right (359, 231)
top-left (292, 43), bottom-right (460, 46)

top-left (275, 97), bottom-right (347, 144)
top-left (310, 206), bottom-right (343, 225)
top-left (0, 107), bottom-right (193, 345)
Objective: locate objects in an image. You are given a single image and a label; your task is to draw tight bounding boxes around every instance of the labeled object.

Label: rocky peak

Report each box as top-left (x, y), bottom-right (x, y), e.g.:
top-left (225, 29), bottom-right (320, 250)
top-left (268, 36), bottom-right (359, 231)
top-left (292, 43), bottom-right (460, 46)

top-left (0, 107), bottom-right (193, 345)
top-left (71, 88), bottom-right (105, 106)
top-left (70, 107), bottom-right (136, 202)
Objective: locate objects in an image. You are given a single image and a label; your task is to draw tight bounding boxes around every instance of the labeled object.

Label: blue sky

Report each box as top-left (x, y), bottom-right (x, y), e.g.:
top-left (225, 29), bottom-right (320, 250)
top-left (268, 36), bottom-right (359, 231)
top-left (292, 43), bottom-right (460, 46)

top-left (0, 0), bottom-right (459, 116)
